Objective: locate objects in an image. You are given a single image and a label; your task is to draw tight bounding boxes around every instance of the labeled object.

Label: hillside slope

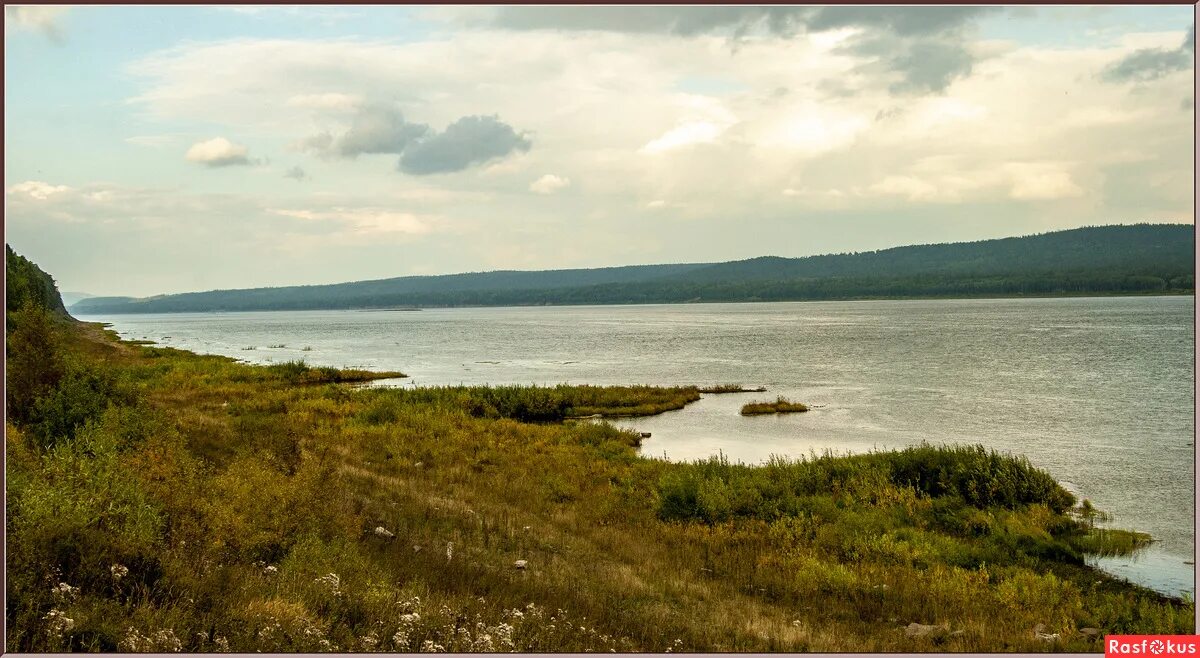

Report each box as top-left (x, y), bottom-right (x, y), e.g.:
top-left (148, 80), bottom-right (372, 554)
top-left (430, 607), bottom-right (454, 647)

top-left (6, 245), bottom-right (69, 318)
top-left (71, 224), bottom-right (1194, 314)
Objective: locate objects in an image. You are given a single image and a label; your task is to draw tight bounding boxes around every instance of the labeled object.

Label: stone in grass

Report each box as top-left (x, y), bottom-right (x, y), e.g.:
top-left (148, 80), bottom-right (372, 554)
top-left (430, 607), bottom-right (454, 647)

top-left (904, 622), bottom-right (950, 638)
top-left (1033, 624), bottom-right (1060, 642)
top-left (514, 559), bottom-right (528, 570)
top-left (373, 526), bottom-right (395, 539)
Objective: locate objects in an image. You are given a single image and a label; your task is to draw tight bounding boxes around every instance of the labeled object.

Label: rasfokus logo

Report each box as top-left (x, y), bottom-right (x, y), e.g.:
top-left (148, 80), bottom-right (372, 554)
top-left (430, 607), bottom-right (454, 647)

top-left (1107, 636), bottom-right (1200, 656)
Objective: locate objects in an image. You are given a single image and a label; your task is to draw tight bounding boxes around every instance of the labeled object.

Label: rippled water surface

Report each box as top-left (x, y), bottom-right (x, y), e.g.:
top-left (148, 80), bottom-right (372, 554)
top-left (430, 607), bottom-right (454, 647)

top-left (80, 296), bottom-right (1195, 596)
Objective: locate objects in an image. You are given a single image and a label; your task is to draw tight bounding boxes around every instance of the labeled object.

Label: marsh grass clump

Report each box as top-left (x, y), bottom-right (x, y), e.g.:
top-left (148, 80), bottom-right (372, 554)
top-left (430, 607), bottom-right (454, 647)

top-left (265, 359), bottom-right (406, 385)
top-left (698, 384), bottom-right (767, 394)
top-left (1070, 528), bottom-right (1154, 557)
top-left (740, 396), bottom-right (808, 415)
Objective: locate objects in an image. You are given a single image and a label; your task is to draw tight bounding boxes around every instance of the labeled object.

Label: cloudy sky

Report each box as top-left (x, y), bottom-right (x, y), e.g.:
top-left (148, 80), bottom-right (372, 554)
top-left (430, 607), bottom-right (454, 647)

top-left (4, 5), bottom-right (1195, 296)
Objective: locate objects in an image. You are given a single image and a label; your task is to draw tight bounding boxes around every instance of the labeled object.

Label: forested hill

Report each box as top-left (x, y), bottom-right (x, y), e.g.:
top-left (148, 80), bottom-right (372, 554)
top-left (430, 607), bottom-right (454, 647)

top-left (71, 224), bottom-right (1194, 314)
top-left (6, 245), bottom-right (69, 319)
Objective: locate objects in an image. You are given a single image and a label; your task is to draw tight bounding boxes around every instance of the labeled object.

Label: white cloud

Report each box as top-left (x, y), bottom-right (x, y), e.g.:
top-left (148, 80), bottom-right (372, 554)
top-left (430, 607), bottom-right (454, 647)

top-left (270, 207), bottom-right (435, 235)
top-left (185, 137), bottom-right (251, 167)
top-left (110, 23), bottom-right (1192, 240)
top-left (642, 121), bottom-right (726, 153)
top-left (1004, 162), bottom-right (1085, 201)
top-left (870, 176), bottom-right (942, 202)
top-left (529, 174), bottom-right (571, 194)
top-left (4, 6), bottom-right (68, 40)
top-left (766, 106), bottom-right (870, 155)
top-left (285, 92), bottom-right (363, 112)
top-left (7, 181), bottom-right (71, 200)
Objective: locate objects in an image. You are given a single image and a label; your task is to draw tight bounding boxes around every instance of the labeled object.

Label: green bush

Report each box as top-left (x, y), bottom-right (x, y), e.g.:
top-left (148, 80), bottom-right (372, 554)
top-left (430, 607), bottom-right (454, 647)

top-left (6, 303), bottom-right (66, 426)
top-left (28, 359), bottom-right (139, 449)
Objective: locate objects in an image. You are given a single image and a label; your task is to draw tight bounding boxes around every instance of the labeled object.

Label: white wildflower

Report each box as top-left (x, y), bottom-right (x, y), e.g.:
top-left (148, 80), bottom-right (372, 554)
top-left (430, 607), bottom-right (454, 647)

top-left (214, 635), bottom-right (230, 652)
top-left (514, 559), bottom-right (528, 570)
top-left (263, 565), bottom-right (278, 575)
top-left (51, 582), bottom-right (79, 601)
top-left (43, 609), bottom-right (75, 638)
top-left (119, 627), bottom-right (149, 652)
top-left (360, 633), bottom-right (379, 649)
top-left (494, 622), bottom-right (515, 648)
top-left (152, 629), bottom-right (182, 652)
top-left (446, 542), bottom-right (454, 561)
top-left (400, 612), bottom-right (420, 625)
top-left (314, 573), bottom-right (342, 596)
top-left (110, 564), bottom-right (129, 581)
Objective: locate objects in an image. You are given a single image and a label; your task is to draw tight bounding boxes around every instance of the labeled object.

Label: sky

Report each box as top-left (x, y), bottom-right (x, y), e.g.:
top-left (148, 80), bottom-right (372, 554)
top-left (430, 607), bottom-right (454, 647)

top-left (4, 5), bottom-right (1195, 297)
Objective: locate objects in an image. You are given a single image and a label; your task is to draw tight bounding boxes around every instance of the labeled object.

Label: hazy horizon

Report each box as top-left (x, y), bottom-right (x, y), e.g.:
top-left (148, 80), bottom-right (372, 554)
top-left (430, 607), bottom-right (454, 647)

top-left (5, 5), bottom-right (1195, 297)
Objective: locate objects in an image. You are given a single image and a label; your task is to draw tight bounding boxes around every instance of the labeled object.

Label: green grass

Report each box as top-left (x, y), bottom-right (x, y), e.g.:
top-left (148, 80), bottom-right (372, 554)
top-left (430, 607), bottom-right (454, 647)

top-left (4, 311), bottom-right (1192, 653)
top-left (1071, 528), bottom-right (1154, 557)
top-left (741, 396), bottom-right (809, 415)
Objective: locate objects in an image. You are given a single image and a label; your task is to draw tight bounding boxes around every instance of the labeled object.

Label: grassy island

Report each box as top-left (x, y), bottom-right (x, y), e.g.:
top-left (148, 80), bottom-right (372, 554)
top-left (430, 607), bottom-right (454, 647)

top-left (741, 396), bottom-right (810, 415)
top-left (5, 248), bottom-right (1193, 652)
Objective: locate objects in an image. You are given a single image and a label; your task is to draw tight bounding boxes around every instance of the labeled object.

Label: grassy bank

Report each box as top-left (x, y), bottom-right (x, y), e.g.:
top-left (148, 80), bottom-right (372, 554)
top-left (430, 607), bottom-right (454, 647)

top-left (6, 306), bottom-right (1193, 652)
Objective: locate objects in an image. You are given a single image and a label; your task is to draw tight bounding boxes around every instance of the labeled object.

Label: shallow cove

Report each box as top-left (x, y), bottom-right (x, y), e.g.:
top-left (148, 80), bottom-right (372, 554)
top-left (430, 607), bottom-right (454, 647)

top-left (80, 295), bottom-right (1196, 597)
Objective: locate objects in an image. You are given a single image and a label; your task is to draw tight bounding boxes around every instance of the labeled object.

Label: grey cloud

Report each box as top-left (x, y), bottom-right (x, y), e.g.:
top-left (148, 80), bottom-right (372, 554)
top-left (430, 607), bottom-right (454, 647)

top-left (485, 6), bottom-right (991, 38)
top-left (827, 32), bottom-right (981, 95)
top-left (399, 115), bottom-right (530, 175)
top-left (204, 155), bottom-right (249, 167)
top-left (283, 166), bottom-right (307, 181)
top-left (486, 7), bottom-right (804, 36)
top-left (303, 104), bottom-right (430, 158)
top-left (874, 106), bottom-right (904, 122)
top-left (1101, 24), bottom-right (1194, 84)
top-left (803, 6), bottom-right (994, 36)
top-left (885, 38), bottom-right (977, 94)
top-left (486, 6), bottom-right (991, 96)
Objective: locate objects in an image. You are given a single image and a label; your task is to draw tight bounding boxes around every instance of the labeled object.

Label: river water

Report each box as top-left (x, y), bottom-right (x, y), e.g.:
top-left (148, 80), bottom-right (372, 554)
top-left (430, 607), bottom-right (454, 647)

top-left (79, 295), bottom-right (1195, 597)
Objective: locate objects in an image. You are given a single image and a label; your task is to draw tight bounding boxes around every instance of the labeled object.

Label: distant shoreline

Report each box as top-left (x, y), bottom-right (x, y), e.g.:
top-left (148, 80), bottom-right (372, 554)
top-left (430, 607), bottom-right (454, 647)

top-left (71, 290), bottom-right (1194, 316)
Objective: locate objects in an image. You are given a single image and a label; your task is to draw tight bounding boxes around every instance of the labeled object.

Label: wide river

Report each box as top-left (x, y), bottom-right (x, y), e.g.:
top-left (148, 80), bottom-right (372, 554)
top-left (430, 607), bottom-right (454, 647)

top-left (79, 296), bottom-right (1196, 597)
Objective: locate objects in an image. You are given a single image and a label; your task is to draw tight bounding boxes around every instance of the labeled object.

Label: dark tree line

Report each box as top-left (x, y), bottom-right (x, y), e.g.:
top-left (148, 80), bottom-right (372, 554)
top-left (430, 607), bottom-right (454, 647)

top-left (71, 224), bottom-right (1195, 313)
